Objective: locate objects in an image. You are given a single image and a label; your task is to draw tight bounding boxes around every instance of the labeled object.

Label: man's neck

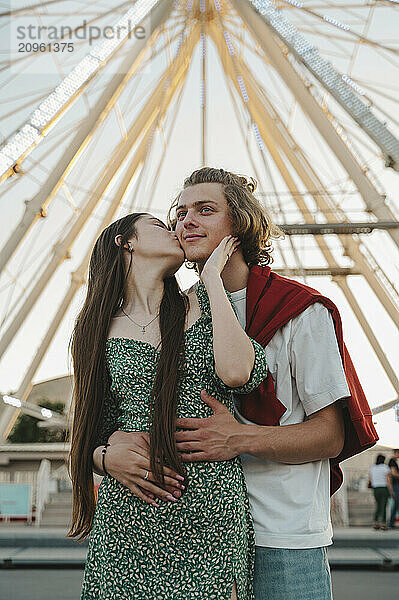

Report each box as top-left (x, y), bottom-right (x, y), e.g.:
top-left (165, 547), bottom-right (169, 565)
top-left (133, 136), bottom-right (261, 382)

top-left (220, 259), bottom-right (250, 293)
top-left (197, 255), bottom-right (250, 292)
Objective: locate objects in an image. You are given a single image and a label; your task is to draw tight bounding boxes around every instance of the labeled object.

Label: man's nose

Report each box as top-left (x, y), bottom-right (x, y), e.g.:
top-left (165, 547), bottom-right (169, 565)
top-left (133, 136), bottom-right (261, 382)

top-left (182, 210), bottom-right (198, 228)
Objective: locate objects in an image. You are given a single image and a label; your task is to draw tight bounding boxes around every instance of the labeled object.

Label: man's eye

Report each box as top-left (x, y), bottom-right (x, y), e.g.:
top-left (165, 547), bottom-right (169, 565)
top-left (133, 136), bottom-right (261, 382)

top-left (176, 207), bottom-right (211, 219)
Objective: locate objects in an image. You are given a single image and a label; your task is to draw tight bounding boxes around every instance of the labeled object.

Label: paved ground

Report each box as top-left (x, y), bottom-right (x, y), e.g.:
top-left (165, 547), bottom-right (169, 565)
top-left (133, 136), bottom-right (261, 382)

top-left (0, 569), bottom-right (398, 600)
top-left (1, 526), bottom-right (398, 567)
top-left (0, 525), bottom-right (397, 598)
top-left (332, 571), bottom-right (399, 599)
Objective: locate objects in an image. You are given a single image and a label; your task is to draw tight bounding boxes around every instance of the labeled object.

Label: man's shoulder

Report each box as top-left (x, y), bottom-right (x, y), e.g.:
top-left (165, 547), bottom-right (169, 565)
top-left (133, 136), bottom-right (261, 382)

top-left (288, 301), bottom-right (333, 333)
top-left (256, 268), bottom-right (338, 317)
top-left (270, 269), bottom-right (322, 297)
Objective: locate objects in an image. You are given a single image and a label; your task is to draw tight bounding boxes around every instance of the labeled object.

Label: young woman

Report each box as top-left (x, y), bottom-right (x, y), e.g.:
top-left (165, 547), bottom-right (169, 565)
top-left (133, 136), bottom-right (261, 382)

top-left (67, 212), bottom-right (268, 600)
top-left (369, 454), bottom-right (394, 530)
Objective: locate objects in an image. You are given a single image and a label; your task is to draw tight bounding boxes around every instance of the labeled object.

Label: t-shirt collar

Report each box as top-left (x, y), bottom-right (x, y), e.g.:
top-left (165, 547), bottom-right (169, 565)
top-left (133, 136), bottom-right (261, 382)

top-left (228, 286), bottom-right (247, 301)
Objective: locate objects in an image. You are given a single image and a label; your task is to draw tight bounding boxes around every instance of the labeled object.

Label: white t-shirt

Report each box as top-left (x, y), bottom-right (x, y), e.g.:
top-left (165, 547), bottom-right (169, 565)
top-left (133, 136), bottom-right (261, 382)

top-left (369, 464), bottom-right (390, 488)
top-left (228, 286), bottom-right (350, 549)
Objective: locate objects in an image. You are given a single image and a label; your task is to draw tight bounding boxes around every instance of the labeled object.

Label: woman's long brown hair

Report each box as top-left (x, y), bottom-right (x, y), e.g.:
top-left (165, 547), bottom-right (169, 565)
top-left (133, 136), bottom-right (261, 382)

top-left (66, 213), bottom-right (188, 542)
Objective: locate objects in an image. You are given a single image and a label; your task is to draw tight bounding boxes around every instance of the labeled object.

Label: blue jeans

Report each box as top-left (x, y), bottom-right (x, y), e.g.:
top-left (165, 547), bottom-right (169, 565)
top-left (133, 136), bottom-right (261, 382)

top-left (253, 546), bottom-right (333, 600)
top-left (389, 485), bottom-right (399, 528)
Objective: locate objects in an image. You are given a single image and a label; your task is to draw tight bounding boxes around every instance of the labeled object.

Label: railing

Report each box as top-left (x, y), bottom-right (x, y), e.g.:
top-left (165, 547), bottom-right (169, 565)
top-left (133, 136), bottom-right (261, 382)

top-left (331, 480), bottom-right (349, 527)
top-left (35, 458), bottom-right (51, 527)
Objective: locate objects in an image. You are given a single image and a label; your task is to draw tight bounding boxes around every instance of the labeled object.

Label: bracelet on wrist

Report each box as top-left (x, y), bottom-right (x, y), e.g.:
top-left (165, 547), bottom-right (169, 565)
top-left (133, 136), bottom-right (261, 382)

top-left (101, 443), bottom-right (111, 476)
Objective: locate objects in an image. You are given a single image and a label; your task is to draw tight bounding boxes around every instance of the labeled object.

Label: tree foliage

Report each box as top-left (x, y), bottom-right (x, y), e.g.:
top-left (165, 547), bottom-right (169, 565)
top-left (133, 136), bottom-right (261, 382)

top-left (8, 399), bottom-right (67, 443)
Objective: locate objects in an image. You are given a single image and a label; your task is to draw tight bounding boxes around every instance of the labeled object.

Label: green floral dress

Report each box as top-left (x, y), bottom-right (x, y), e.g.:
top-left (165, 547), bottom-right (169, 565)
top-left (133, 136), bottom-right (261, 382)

top-left (81, 280), bottom-right (268, 600)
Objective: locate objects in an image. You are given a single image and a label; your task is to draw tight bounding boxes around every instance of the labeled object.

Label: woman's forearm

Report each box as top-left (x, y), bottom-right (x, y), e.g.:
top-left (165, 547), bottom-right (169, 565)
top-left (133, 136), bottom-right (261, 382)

top-left (92, 446), bottom-right (106, 476)
top-left (202, 270), bottom-right (255, 386)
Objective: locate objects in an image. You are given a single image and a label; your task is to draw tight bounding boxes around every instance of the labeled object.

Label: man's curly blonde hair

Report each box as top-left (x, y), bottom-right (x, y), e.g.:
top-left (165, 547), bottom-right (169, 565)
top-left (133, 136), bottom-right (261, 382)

top-left (167, 167), bottom-right (283, 272)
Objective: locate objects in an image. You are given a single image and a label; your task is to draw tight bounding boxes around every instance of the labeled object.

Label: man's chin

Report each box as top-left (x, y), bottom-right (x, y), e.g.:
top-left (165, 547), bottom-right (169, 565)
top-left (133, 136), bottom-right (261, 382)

top-left (184, 251), bottom-right (206, 263)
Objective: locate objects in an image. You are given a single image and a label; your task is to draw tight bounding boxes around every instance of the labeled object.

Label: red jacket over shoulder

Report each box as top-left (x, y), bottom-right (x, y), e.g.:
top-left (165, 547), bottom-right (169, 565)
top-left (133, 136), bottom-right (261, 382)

top-left (239, 264), bottom-right (379, 495)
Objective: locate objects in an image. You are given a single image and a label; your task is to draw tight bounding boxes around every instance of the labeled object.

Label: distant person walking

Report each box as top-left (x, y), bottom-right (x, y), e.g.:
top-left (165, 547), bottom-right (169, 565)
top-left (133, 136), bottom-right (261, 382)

top-left (388, 449), bottom-right (399, 529)
top-left (369, 454), bottom-right (393, 530)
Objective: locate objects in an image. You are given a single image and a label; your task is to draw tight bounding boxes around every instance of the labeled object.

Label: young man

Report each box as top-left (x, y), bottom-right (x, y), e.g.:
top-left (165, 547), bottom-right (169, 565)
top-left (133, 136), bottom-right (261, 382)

top-left (388, 449), bottom-right (399, 528)
top-left (92, 167), bottom-right (377, 600)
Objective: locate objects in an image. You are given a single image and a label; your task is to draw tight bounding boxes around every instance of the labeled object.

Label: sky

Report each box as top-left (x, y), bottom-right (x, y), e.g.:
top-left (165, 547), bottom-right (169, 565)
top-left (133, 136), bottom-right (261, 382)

top-left (0, 0), bottom-right (398, 446)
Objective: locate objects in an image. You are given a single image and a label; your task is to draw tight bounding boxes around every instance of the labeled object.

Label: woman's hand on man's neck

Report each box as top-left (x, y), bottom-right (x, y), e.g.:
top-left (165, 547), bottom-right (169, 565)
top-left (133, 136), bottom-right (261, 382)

top-left (199, 254), bottom-right (249, 293)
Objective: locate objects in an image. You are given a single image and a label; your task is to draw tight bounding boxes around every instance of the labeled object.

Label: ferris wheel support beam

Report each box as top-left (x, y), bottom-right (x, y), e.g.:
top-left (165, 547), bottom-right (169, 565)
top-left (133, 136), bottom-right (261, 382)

top-left (222, 37), bottom-right (399, 324)
top-left (281, 222), bottom-right (399, 235)
top-left (239, 0), bottom-right (399, 171)
top-left (0, 0), bottom-right (169, 184)
top-left (0, 26), bottom-right (199, 367)
top-left (200, 11), bottom-right (207, 167)
top-left (332, 276), bottom-right (398, 394)
top-left (0, 31), bottom-right (196, 442)
top-left (372, 399), bottom-right (399, 416)
top-left (282, 2), bottom-right (396, 56)
top-left (211, 21), bottom-right (399, 327)
top-left (270, 146), bottom-right (398, 391)
top-left (230, 0), bottom-right (399, 248)
top-left (0, 0), bottom-right (174, 276)
top-left (0, 1), bottom-right (72, 18)
top-left (211, 21), bottom-right (399, 395)
top-left (0, 123), bottom-right (171, 442)
top-left (223, 66), bottom-right (298, 272)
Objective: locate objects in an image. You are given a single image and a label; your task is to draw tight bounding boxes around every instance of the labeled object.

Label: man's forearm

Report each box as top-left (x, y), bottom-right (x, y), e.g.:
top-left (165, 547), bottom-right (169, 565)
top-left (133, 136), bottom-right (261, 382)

top-left (233, 416), bottom-right (344, 464)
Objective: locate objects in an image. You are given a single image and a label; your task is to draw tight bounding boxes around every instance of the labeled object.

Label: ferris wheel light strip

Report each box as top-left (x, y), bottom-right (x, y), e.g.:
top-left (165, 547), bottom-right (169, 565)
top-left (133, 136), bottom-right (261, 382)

top-left (341, 75), bottom-right (365, 97)
top-left (0, 153), bottom-right (16, 174)
top-left (0, 0), bottom-right (159, 181)
top-left (322, 15), bottom-right (350, 32)
top-left (237, 76), bottom-right (249, 102)
top-left (280, 0), bottom-right (303, 7)
top-left (30, 55), bottom-right (100, 129)
top-left (0, 124), bottom-right (41, 168)
top-left (249, 0), bottom-right (399, 169)
top-left (279, 0), bottom-right (355, 32)
top-left (252, 122), bottom-right (265, 150)
top-left (200, 32), bottom-right (206, 108)
top-left (223, 30), bottom-right (235, 56)
top-left (219, 15), bottom-right (265, 153)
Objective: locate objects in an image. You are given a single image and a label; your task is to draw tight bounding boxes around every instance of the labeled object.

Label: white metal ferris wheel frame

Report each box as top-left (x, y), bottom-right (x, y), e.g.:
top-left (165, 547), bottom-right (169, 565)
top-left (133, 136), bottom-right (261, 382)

top-left (0, 0), bottom-right (398, 439)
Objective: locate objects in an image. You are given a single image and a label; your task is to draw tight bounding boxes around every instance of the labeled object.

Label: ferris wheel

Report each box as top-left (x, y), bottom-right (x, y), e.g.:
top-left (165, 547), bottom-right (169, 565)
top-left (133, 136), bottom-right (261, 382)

top-left (0, 0), bottom-right (398, 441)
